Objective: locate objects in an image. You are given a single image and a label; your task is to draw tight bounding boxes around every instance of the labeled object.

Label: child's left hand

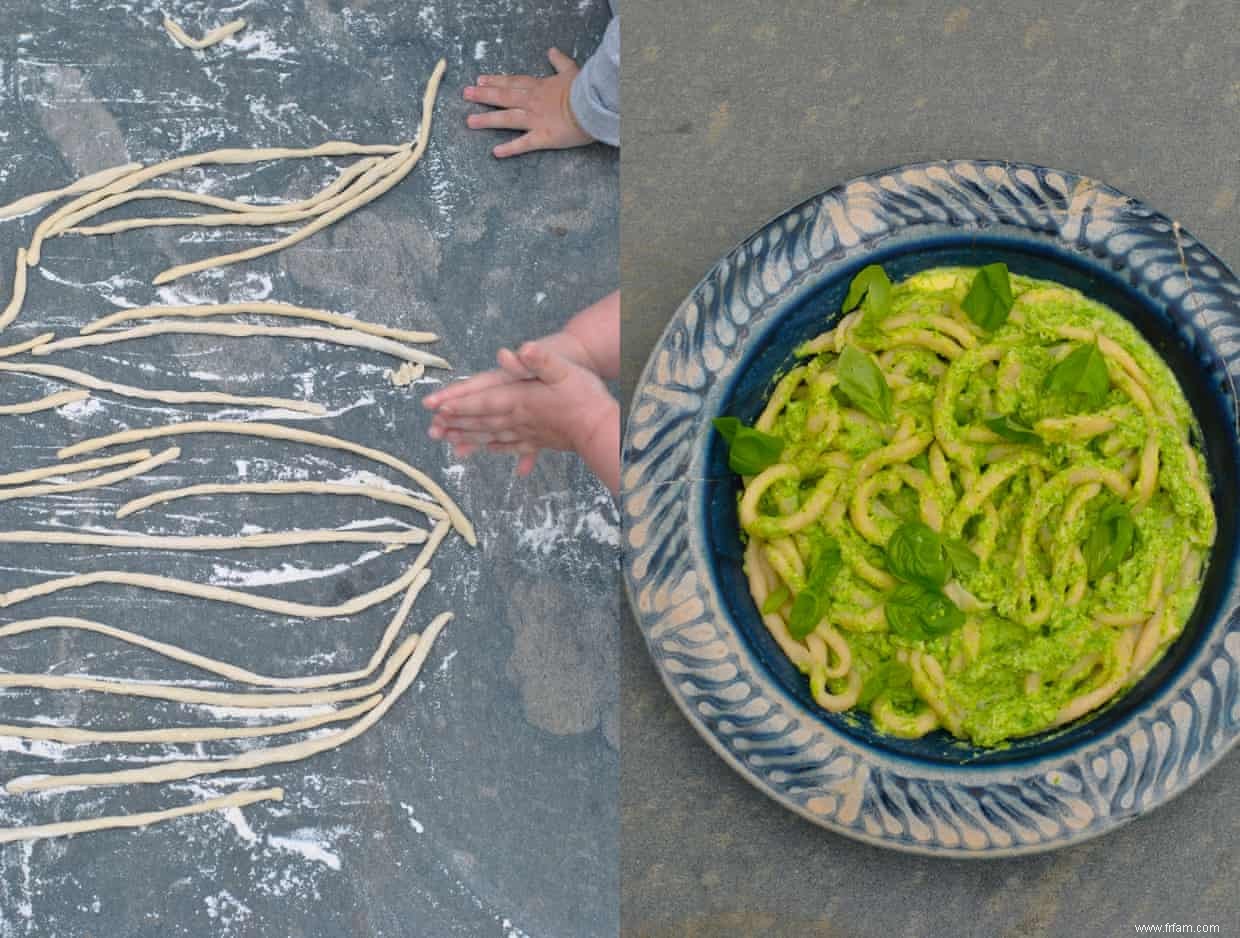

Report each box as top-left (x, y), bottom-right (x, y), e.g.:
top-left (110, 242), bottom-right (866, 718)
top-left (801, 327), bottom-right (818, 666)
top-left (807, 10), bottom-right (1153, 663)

top-left (464, 48), bottom-right (595, 158)
top-left (425, 341), bottom-right (618, 487)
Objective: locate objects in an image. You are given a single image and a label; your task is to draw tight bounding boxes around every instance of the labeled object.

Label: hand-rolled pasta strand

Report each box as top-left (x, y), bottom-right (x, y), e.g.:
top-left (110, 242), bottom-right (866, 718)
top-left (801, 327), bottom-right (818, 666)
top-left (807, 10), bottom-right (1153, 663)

top-left (0, 788), bottom-right (283, 844)
top-left (33, 321), bottom-right (450, 369)
top-left (0, 527), bottom-right (426, 551)
top-left (28, 141), bottom-right (405, 266)
top-left (0, 449), bottom-right (152, 486)
top-left (64, 148), bottom-right (410, 236)
top-left (116, 479), bottom-right (447, 522)
top-left (7, 612), bottom-right (452, 794)
top-left (0, 361), bottom-right (326, 414)
top-left (0, 332), bottom-right (54, 358)
top-left (0, 553), bottom-right (427, 620)
top-left (150, 59), bottom-right (446, 285)
top-left (163, 16), bottom-right (247, 50)
top-left (0, 696), bottom-right (381, 746)
top-left (0, 248), bottom-right (29, 331)
top-left (80, 301), bottom-right (437, 344)
top-left (59, 420), bottom-right (475, 544)
top-left (0, 389), bottom-right (88, 415)
top-left (0, 447), bottom-right (179, 503)
top-left (0, 161), bottom-right (142, 221)
top-left (49, 155), bottom-right (388, 238)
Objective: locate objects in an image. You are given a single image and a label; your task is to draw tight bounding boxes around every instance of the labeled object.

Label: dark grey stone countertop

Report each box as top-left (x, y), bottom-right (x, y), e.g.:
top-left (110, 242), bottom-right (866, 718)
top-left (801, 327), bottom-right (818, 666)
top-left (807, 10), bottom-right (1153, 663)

top-left (0, 2), bottom-right (618, 936)
top-left (621, 2), bottom-right (1239, 935)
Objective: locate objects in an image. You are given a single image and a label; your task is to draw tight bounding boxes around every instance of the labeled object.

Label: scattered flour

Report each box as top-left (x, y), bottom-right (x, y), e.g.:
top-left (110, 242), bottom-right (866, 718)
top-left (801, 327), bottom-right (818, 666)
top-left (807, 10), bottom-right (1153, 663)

top-left (267, 832), bottom-right (342, 871)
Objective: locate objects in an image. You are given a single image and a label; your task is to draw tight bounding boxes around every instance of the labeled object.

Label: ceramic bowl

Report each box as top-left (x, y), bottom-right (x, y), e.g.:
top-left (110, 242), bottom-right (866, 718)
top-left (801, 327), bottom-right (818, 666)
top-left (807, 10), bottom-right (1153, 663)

top-left (622, 159), bottom-right (1240, 856)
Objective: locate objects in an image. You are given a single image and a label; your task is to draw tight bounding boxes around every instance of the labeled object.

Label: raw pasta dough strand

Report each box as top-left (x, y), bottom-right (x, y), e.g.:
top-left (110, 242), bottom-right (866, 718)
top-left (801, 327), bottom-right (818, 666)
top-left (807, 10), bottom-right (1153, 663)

top-left (0, 248), bottom-right (29, 331)
top-left (0, 360), bottom-right (327, 415)
top-left (7, 613), bottom-right (450, 793)
top-left (0, 696), bottom-right (379, 746)
top-left (65, 148), bottom-right (410, 236)
top-left (34, 321), bottom-right (449, 369)
top-left (0, 527), bottom-right (426, 550)
top-left (0, 616), bottom-right (429, 709)
top-left (82, 301), bottom-right (436, 344)
top-left (162, 16), bottom-right (247, 50)
top-left (0, 389), bottom-right (88, 415)
top-left (0, 529), bottom-right (443, 689)
top-left (28, 141), bottom-right (404, 266)
top-left (0, 332), bottom-right (54, 358)
top-left (0, 447), bottom-right (179, 502)
top-left (0, 449), bottom-right (152, 487)
top-left (0, 551), bottom-right (427, 619)
top-left (0, 162), bottom-right (142, 221)
top-left (152, 59), bottom-right (446, 285)
top-left (0, 787), bottom-right (283, 844)
top-left (61, 420), bottom-right (475, 544)
top-left (52, 155), bottom-right (386, 238)
top-left (118, 479), bottom-right (447, 522)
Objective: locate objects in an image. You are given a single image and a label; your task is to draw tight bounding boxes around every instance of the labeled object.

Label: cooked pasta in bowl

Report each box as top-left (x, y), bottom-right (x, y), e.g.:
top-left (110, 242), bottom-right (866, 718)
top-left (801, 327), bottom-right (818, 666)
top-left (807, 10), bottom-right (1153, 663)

top-left (717, 264), bottom-right (1217, 748)
top-left (624, 160), bottom-right (1240, 854)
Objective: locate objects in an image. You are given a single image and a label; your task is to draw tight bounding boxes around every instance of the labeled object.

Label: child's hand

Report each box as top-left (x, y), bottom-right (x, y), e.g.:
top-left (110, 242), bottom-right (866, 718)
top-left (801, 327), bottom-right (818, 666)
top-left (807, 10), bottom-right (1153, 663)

top-left (464, 48), bottom-right (595, 158)
top-left (425, 341), bottom-right (618, 489)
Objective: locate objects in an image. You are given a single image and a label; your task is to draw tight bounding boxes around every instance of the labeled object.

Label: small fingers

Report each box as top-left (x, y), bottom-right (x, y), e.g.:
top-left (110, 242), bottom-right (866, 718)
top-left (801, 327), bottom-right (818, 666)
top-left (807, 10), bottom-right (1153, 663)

top-left (451, 441), bottom-right (479, 459)
top-left (442, 429), bottom-right (522, 446)
top-left (517, 453), bottom-right (539, 476)
top-left (546, 48), bottom-right (578, 75)
top-left (493, 132), bottom-right (540, 159)
top-left (463, 85), bottom-right (528, 109)
top-left (432, 413), bottom-right (514, 433)
top-left (423, 370), bottom-right (517, 410)
top-left (475, 74), bottom-right (537, 89)
top-left (466, 109), bottom-right (530, 131)
top-left (437, 387), bottom-right (517, 418)
top-left (497, 347), bottom-right (534, 379)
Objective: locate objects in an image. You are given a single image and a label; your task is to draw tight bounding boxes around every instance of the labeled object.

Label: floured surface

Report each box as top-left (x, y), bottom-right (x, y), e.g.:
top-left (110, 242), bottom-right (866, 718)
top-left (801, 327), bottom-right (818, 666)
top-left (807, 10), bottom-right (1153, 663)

top-left (0, 1), bottom-right (618, 935)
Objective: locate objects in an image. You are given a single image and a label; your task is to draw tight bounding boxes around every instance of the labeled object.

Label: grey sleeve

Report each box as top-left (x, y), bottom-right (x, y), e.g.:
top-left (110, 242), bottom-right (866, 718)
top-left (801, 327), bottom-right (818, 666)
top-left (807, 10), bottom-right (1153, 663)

top-left (570, 15), bottom-right (620, 147)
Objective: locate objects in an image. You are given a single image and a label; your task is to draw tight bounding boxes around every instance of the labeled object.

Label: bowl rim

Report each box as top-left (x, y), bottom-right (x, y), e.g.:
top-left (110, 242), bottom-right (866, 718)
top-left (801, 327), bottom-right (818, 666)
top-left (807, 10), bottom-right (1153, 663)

top-left (621, 157), bottom-right (1240, 857)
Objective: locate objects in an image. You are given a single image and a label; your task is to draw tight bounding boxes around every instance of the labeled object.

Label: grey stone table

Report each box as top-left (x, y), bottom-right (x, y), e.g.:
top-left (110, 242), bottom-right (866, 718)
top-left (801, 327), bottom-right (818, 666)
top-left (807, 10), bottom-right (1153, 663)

top-left (621, 2), bottom-right (1239, 936)
top-left (0, 2), bottom-right (617, 936)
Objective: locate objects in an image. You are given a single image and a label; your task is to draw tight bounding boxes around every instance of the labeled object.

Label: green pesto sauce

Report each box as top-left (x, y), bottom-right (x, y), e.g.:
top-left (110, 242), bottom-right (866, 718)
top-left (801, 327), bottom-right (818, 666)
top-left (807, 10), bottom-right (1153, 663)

top-left (751, 267), bottom-right (1216, 747)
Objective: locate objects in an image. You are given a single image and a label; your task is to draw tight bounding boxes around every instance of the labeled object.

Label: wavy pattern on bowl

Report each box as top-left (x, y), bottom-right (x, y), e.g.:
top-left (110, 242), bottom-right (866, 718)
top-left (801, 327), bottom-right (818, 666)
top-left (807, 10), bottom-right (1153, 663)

top-left (622, 160), bottom-right (1240, 856)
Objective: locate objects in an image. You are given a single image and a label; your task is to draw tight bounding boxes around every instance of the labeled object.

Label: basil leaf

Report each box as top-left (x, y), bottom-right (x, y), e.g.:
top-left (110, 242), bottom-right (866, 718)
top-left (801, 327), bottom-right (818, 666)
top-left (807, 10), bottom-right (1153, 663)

top-left (858, 659), bottom-right (913, 708)
top-left (761, 585), bottom-right (790, 615)
top-left (805, 535), bottom-right (843, 593)
top-left (943, 538), bottom-right (980, 579)
top-left (837, 344), bottom-right (893, 423)
top-left (788, 589), bottom-right (822, 639)
top-left (961, 262), bottom-right (1015, 330)
top-left (885, 521), bottom-right (949, 590)
top-left (885, 583), bottom-right (966, 641)
top-left (1084, 504), bottom-right (1137, 580)
top-left (712, 416), bottom-right (741, 444)
top-left (712, 417), bottom-right (784, 475)
top-left (843, 264), bottom-right (893, 321)
top-left (1045, 342), bottom-right (1110, 408)
top-left (985, 415), bottom-right (1040, 444)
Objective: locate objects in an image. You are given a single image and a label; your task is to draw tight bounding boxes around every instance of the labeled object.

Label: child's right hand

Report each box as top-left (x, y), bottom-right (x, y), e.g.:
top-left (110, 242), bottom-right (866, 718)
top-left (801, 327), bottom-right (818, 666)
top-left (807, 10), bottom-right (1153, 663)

top-left (464, 48), bottom-right (595, 158)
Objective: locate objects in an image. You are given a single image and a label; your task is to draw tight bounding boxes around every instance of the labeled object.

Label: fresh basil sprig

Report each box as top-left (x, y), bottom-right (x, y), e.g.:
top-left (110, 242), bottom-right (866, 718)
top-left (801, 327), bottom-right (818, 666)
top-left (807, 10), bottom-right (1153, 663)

top-left (857, 659), bottom-right (916, 708)
top-left (837, 344), bottom-right (893, 423)
top-left (885, 521), bottom-right (950, 590)
top-left (786, 536), bottom-right (843, 639)
top-left (984, 415), bottom-right (1040, 444)
top-left (961, 262), bottom-right (1015, 330)
top-left (942, 537), bottom-right (980, 578)
top-left (1083, 504), bottom-right (1136, 581)
top-left (712, 417), bottom-right (784, 475)
top-left (1045, 341), bottom-right (1110, 408)
top-left (884, 583), bottom-right (966, 641)
top-left (884, 521), bottom-right (979, 589)
top-left (843, 264), bottom-right (892, 321)
top-left (760, 585), bottom-right (790, 615)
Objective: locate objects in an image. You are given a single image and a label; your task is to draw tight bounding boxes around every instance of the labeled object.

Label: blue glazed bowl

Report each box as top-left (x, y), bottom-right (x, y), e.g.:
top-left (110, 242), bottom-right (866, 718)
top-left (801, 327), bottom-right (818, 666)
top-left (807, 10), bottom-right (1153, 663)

top-left (623, 160), bottom-right (1240, 856)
